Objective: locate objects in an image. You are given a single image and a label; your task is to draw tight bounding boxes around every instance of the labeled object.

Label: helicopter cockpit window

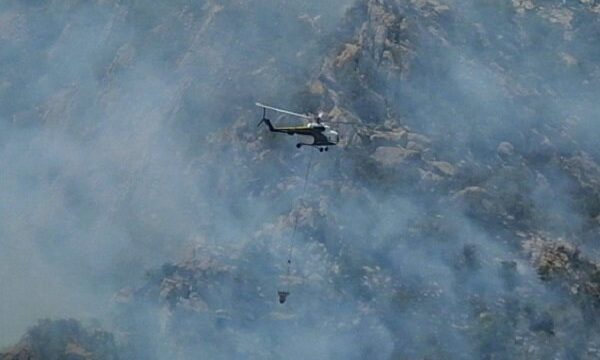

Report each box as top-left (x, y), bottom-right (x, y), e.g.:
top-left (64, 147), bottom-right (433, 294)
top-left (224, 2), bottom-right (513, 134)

top-left (326, 131), bottom-right (339, 144)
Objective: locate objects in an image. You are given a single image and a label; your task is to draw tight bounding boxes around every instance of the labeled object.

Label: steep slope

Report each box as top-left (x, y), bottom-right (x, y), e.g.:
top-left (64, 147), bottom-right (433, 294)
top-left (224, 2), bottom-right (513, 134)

top-left (0, 0), bottom-right (352, 346)
top-left (0, 319), bottom-right (119, 360)
top-left (199, 0), bottom-right (600, 358)
top-left (3, 0), bottom-right (600, 359)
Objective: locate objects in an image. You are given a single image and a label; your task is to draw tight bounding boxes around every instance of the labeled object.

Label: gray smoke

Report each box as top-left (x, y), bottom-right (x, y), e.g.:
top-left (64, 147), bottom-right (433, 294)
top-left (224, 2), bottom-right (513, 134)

top-left (2, 0), bottom-right (600, 359)
top-left (0, 0), bottom-right (353, 347)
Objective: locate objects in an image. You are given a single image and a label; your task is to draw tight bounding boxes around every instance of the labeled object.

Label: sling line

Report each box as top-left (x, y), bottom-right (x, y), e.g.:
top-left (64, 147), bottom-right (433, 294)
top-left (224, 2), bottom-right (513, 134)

top-left (285, 151), bottom-right (314, 276)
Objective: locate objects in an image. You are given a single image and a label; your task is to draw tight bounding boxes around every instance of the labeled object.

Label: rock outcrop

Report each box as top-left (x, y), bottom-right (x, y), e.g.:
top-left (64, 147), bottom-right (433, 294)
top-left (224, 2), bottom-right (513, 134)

top-left (0, 320), bottom-right (119, 360)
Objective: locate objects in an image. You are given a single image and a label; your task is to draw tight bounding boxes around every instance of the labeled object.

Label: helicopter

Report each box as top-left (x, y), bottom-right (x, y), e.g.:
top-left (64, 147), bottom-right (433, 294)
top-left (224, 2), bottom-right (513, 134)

top-left (256, 102), bottom-right (339, 152)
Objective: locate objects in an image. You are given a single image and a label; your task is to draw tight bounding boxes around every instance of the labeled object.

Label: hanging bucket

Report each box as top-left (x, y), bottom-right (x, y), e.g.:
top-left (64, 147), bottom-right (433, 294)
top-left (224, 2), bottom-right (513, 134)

top-left (277, 290), bottom-right (290, 304)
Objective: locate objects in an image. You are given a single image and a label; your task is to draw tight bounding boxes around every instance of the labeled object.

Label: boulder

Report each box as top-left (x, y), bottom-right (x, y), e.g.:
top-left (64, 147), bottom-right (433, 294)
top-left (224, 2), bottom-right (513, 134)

top-left (371, 146), bottom-right (419, 167)
top-left (430, 160), bottom-right (456, 177)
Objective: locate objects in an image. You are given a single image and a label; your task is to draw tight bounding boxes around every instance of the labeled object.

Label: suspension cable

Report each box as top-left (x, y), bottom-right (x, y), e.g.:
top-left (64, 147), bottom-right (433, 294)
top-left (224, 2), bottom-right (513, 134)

top-left (285, 150), bottom-right (315, 277)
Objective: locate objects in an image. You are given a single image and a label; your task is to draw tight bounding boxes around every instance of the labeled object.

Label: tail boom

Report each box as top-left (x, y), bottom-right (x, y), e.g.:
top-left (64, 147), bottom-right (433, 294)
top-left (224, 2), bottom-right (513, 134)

top-left (258, 118), bottom-right (275, 131)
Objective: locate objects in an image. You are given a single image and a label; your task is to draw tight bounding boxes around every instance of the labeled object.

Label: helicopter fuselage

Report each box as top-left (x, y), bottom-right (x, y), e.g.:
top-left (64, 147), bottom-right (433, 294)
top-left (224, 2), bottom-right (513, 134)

top-left (259, 118), bottom-right (338, 151)
top-left (256, 102), bottom-right (340, 152)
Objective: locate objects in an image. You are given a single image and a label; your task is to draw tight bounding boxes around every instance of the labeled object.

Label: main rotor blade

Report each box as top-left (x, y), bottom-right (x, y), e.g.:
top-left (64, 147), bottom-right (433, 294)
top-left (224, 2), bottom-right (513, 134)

top-left (256, 102), bottom-right (313, 120)
top-left (331, 121), bottom-right (363, 125)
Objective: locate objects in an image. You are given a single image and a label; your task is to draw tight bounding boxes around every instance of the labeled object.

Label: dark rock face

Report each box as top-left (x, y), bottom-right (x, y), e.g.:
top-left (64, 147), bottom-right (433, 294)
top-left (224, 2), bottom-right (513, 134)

top-left (4, 0), bottom-right (600, 359)
top-left (526, 237), bottom-right (600, 309)
top-left (0, 320), bottom-right (119, 360)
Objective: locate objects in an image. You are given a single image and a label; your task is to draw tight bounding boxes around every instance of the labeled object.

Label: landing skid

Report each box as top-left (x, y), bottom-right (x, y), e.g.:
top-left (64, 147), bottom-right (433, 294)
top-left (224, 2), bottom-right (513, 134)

top-left (296, 143), bottom-right (329, 152)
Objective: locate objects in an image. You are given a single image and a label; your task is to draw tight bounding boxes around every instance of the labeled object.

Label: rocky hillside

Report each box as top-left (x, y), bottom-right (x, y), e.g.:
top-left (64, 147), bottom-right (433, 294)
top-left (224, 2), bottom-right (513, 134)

top-left (2, 0), bottom-right (600, 359)
top-left (0, 319), bottom-right (119, 360)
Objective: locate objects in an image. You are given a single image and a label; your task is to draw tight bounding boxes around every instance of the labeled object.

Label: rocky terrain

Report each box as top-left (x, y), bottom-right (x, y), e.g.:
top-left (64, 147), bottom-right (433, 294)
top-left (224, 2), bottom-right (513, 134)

top-left (0, 319), bottom-right (119, 360)
top-left (2, 0), bottom-right (600, 359)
